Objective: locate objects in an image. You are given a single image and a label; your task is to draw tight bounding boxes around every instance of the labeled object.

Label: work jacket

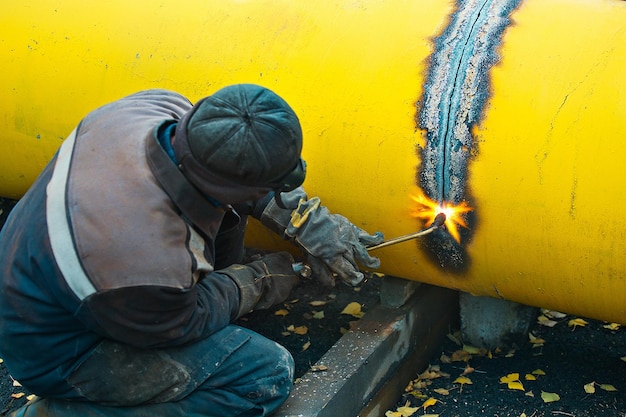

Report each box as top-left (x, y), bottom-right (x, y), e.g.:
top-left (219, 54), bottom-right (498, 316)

top-left (0, 90), bottom-right (259, 397)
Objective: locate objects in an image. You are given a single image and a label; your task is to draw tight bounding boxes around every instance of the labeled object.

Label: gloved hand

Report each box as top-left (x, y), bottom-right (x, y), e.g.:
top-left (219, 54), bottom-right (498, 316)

top-left (220, 252), bottom-right (299, 318)
top-left (260, 189), bottom-right (384, 287)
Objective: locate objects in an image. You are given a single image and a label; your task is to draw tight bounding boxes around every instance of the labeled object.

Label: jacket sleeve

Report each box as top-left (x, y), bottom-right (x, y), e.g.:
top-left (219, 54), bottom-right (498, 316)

top-left (80, 272), bottom-right (241, 349)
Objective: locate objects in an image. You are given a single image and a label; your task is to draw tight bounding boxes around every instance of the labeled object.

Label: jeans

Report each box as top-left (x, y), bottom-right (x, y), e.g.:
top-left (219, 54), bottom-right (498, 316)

top-left (11, 326), bottom-right (294, 417)
top-left (11, 213), bottom-right (295, 416)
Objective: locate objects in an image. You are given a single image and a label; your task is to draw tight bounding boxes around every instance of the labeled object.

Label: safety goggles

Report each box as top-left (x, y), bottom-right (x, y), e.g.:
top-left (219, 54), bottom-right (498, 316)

top-left (272, 157), bottom-right (306, 208)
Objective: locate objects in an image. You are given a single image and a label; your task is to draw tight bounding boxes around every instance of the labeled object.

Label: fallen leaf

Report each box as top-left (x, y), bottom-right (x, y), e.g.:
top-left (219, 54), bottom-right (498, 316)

top-left (621, 356), bottom-right (626, 363)
top-left (274, 309), bottom-right (289, 317)
top-left (454, 376), bottom-right (473, 385)
top-left (525, 374), bottom-right (536, 381)
top-left (309, 300), bottom-right (327, 307)
top-left (26, 394), bottom-right (36, 401)
top-left (500, 373), bottom-right (520, 384)
top-left (312, 311), bottom-right (325, 319)
top-left (286, 325), bottom-right (309, 335)
top-left (532, 369), bottom-right (546, 376)
top-left (500, 373), bottom-right (524, 391)
top-left (541, 309), bottom-right (567, 319)
top-left (525, 391), bottom-right (535, 397)
top-left (281, 331), bottom-right (291, 337)
top-left (340, 302), bottom-right (364, 318)
top-left (603, 323), bottom-right (621, 331)
top-left (599, 384), bottom-right (617, 392)
top-left (396, 403), bottom-right (419, 416)
top-left (421, 397), bottom-right (438, 410)
top-left (433, 388), bottom-right (450, 395)
top-left (12, 380), bottom-right (22, 387)
top-left (310, 365), bottom-right (328, 372)
top-left (451, 349), bottom-right (471, 362)
top-left (385, 411), bottom-right (401, 417)
top-left (537, 315), bottom-right (558, 327)
top-left (463, 344), bottom-right (481, 354)
top-left (11, 393), bottom-right (25, 399)
top-left (447, 332), bottom-right (462, 346)
top-left (584, 382), bottom-right (596, 394)
top-left (568, 318), bottom-right (589, 329)
top-left (462, 365), bottom-right (475, 375)
top-left (528, 332), bottom-right (545, 347)
top-left (440, 353), bottom-right (452, 364)
top-left (301, 341), bottom-right (311, 351)
top-left (541, 391), bottom-right (560, 403)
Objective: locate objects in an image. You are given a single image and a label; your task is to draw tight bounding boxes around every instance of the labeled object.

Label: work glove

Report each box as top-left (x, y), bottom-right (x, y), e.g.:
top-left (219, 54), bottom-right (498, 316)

top-left (220, 252), bottom-right (299, 318)
top-left (260, 188), bottom-right (384, 287)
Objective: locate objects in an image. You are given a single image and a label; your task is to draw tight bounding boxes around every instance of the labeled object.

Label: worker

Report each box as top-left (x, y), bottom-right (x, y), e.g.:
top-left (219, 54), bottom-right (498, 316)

top-left (0, 84), bottom-right (383, 417)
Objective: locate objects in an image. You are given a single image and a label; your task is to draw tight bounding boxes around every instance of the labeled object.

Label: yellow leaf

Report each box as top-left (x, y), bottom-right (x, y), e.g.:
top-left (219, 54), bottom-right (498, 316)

top-left (508, 381), bottom-right (525, 391)
top-left (462, 365), bottom-right (475, 375)
top-left (525, 391), bottom-right (535, 397)
top-left (310, 365), bottom-right (328, 372)
top-left (537, 315), bottom-right (558, 327)
top-left (12, 380), bottom-right (22, 387)
top-left (423, 415), bottom-right (440, 417)
top-left (599, 384), bottom-right (617, 392)
top-left (532, 369), bottom-right (546, 376)
top-left (528, 332), bottom-right (545, 346)
top-left (309, 300), bottom-right (327, 306)
top-left (26, 394), bottom-right (36, 401)
top-left (11, 393), bottom-right (25, 399)
top-left (525, 374), bottom-right (536, 381)
top-left (451, 349), bottom-right (471, 362)
top-left (541, 309), bottom-right (567, 319)
top-left (274, 309), bottom-right (289, 317)
top-left (568, 318), bottom-right (589, 329)
top-left (584, 382), bottom-right (596, 394)
top-left (433, 388), bottom-right (450, 395)
top-left (287, 325), bottom-right (309, 335)
top-left (312, 311), bottom-right (325, 319)
top-left (385, 411), bottom-right (402, 417)
top-left (396, 404), bottom-right (419, 417)
top-left (521, 414), bottom-right (527, 417)
top-left (603, 323), bottom-right (620, 331)
top-left (454, 376), bottom-right (473, 385)
top-left (422, 397), bottom-right (438, 410)
top-left (340, 302), bottom-right (364, 318)
top-left (541, 391), bottom-right (560, 403)
top-left (621, 356), bottom-right (626, 363)
top-left (301, 341), bottom-right (311, 351)
top-left (463, 344), bottom-right (480, 354)
top-left (500, 373), bottom-right (520, 384)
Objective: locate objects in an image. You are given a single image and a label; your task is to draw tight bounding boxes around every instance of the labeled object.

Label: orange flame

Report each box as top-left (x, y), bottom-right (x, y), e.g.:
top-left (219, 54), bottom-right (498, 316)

top-left (411, 192), bottom-right (473, 243)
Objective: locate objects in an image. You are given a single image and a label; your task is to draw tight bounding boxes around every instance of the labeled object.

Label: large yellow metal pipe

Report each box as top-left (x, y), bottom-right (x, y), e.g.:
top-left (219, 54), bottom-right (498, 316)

top-left (2, 0), bottom-right (626, 323)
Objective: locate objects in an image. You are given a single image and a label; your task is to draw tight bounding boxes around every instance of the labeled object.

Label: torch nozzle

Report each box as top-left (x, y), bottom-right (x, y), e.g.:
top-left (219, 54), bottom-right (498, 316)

top-left (433, 212), bottom-right (446, 228)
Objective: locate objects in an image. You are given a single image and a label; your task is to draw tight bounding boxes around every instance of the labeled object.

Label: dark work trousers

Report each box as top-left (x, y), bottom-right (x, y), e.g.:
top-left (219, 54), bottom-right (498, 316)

top-left (10, 214), bottom-right (295, 417)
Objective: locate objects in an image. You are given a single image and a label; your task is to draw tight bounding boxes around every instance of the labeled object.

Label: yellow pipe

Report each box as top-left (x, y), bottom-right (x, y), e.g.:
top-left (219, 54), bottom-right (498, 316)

top-left (2, 0), bottom-right (626, 324)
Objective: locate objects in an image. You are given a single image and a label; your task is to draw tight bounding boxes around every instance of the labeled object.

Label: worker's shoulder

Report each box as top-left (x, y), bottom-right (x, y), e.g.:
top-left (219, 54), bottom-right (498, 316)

top-left (124, 89), bottom-right (192, 105)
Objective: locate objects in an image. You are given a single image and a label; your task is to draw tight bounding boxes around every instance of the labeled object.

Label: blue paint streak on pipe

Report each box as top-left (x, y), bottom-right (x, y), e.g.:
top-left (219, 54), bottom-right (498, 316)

top-left (416, 0), bottom-right (522, 268)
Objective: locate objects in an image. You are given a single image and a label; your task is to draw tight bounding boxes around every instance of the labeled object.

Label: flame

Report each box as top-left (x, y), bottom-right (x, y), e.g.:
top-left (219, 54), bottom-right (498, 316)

top-left (411, 192), bottom-right (473, 243)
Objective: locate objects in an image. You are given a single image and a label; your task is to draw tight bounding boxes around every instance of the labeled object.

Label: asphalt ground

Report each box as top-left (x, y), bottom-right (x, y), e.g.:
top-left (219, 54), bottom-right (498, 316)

top-left (1, 196), bottom-right (625, 416)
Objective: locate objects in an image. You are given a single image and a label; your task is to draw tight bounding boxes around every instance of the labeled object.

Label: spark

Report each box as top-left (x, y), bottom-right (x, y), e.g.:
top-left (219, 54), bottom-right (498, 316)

top-left (411, 192), bottom-right (472, 243)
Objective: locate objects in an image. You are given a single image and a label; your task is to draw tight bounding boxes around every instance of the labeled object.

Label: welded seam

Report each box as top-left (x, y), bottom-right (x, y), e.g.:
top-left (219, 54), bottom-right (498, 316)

top-left (418, 0), bottom-right (523, 206)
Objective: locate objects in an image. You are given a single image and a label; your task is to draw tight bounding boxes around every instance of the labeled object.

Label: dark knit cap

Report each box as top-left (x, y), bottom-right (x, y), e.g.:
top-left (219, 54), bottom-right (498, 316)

top-left (173, 84), bottom-right (303, 203)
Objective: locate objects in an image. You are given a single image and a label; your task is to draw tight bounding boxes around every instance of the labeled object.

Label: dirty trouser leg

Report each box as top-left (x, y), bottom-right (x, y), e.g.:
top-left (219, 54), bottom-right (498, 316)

top-left (9, 325), bottom-right (294, 417)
